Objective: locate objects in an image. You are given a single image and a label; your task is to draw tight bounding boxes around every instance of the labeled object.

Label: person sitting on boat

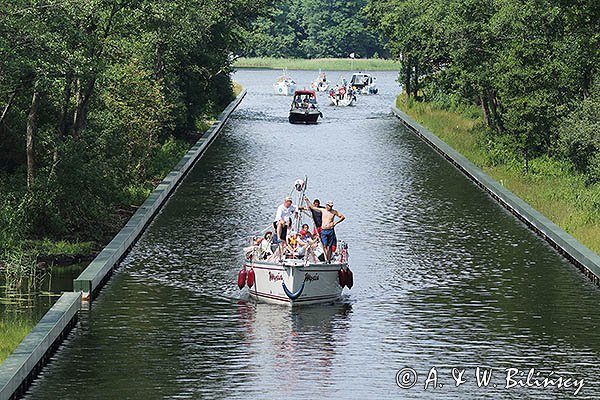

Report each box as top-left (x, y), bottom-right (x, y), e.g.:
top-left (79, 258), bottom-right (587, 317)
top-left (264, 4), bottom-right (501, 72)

top-left (290, 229), bottom-right (314, 258)
top-left (286, 230), bottom-right (297, 257)
top-left (256, 231), bottom-right (274, 259)
top-left (299, 223), bottom-right (312, 239)
top-left (305, 197), bottom-right (345, 263)
top-left (294, 235), bottom-right (308, 258)
top-left (302, 96), bottom-right (311, 109)
top-left (287, 230), bottom-right (311, 258)
top-left (274, 196), bottom-right (298, 254)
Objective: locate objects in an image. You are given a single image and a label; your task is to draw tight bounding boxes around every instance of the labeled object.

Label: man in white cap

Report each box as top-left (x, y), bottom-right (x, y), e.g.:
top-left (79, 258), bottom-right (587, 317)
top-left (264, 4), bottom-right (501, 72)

top-left (274, 196), bottom-right (298, 253)
top-left (305, 197), bottom-right (345, 263)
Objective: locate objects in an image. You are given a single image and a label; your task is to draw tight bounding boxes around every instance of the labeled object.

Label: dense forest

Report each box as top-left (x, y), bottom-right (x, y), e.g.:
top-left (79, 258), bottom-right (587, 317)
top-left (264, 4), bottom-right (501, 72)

top-left (0, 0), bottom-right (270, 261)
top-left (367, 0), bottom-right (600, 178)
top-left (246, 0), bottom-right (384, 59)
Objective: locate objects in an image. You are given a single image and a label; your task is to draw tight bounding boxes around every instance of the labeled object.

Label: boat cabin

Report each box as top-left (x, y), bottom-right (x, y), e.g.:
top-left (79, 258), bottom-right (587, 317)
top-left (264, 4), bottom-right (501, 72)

top-left (350, 73), bottom-right (375, 88)
top-left (292, 90), bottom-right (318, 109)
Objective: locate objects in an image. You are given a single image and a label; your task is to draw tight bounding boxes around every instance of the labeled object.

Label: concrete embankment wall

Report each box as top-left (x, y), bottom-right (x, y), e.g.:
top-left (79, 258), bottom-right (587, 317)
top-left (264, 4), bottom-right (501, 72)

top-left (74, 89), bottom-right (247, 297)
top-left (0, 90), bottom-right (247, 400)
top-left (0, 292), bottom-right (81, 400)
top-left (391, 105), bottom-right (600, 285)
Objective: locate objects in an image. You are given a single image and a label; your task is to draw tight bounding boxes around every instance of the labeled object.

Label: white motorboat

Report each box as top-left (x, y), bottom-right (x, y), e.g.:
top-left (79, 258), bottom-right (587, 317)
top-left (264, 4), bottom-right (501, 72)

top-left (350, 72), bottom-right (378, 94)
top-left (273, 69), bottom-right (296, 95)
top-left (238, 179), bottom-right (353, 306)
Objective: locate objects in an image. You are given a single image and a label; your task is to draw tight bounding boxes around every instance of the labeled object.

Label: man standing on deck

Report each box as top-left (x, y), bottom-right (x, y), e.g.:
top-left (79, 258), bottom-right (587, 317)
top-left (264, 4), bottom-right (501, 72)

top-left (305, 198), bottom-right (324, 236)
top-left (274, 196), bottom-right (297, 253)
top-left (305, 197), bottom-right (345, 263)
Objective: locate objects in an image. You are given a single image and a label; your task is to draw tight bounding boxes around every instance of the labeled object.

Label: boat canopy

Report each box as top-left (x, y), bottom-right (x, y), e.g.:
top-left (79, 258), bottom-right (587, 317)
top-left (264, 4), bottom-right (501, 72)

top-left (350, 73), bottom-right (373, 85)
top-left (294, 90), bottom-right (317, 97)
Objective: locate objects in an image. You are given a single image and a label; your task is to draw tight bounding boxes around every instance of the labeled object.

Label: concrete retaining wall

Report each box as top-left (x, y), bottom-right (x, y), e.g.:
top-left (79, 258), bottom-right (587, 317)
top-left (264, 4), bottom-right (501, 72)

top-left (391, 105), bottom-right (600, 285)
top-left (0, 89), bottom-right (247, 400)
top-left (0, 292), bottom-right (81, 400)
top-left (73, 90), bottom-right (247, 297)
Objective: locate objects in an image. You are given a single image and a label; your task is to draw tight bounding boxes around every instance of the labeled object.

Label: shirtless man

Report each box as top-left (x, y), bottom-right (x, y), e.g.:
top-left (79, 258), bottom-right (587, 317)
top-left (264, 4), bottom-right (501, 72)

top-left (305, 196), bottom-right (345, 263)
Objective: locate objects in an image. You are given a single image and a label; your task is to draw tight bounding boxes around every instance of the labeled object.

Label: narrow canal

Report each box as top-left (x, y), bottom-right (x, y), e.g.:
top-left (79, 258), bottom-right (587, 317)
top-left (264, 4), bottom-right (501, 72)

top-left (26, 70), bottom-right (600, 399)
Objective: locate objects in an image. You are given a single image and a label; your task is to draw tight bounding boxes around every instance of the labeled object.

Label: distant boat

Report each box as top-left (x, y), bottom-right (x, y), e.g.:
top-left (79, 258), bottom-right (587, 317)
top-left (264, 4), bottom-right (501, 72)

top-left (273, 69), bottom-right (296, 95)
top-left (310, 70), bottom-right (330, 92)
top-left (328, 84), bottom-right (356, 107)
top-left (350, 72), bottom-right (378, 94)
top-left (289, 90), bottom-right (322, 124)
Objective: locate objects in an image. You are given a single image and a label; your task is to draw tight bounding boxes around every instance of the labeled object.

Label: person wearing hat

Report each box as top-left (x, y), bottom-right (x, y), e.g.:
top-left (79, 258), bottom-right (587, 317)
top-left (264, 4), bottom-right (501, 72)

top-left (273, 196), bottom-right (298, 252)
top-left (304, 196), bottom-right (345, 263)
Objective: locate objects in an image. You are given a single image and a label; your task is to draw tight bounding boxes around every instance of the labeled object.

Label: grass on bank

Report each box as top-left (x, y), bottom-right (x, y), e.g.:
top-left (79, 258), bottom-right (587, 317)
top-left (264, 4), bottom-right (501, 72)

top-left (396, 94), bottom-right (600, 255)
top-left (234, 57), bottom-right (401, 71)
top-left (23, 239), bottom-right (96, 257)
top-left (232, 81), bottom-right (243, 97)
top-left (0, 319), bottom-right (35, 363)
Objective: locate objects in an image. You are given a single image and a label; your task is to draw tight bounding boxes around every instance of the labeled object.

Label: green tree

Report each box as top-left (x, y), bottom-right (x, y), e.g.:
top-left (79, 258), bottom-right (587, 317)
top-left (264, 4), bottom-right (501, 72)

top-left (247, 0), bottom-right (384, 58)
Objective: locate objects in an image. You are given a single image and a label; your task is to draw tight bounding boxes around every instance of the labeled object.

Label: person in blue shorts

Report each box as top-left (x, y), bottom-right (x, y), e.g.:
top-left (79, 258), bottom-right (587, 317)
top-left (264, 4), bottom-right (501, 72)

top-left (305, 197), bottom-right (345, 263)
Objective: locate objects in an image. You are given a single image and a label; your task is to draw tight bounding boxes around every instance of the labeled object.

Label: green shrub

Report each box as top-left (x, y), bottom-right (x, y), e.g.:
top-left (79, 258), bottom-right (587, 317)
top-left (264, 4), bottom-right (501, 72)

top-left (0, 193), bottom-right (31, 253)
top-left (558, 82), bottom-right (600, 182)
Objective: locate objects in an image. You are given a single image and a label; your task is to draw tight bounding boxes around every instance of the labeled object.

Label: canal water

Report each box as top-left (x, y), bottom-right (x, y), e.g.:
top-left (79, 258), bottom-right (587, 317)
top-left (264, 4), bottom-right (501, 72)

top-left (26, 70), bottom-right (600, 399)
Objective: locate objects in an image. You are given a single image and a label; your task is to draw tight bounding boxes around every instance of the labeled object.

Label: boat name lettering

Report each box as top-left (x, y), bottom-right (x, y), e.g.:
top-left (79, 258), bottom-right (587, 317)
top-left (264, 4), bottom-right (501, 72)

top-left (304, 273), bottom-right (319, 282)
top-left (269, 272), bottom-right (284, 281)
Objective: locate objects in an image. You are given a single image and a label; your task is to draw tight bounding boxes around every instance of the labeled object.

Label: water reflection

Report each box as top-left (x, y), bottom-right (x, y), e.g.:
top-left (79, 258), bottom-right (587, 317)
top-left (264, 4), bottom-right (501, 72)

top-left (236, 300), bottom-right (352, 394)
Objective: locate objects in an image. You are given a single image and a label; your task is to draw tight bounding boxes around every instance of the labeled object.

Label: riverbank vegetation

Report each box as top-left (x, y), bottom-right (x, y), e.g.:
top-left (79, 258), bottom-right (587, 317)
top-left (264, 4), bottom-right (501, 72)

top-left (368, 0), bottom-right (599, 176)
top-left (0, 319), bottom-right (35, 363)
top-left (371, 1), bottom-right (600, 252)
top-left (0, 0), bottom-right (268, 360)
top-left (235, 57), bottom-right (400, 71)
top-left (396, 95), bottom-right (600, 255)
top-left (0, 1), bottom-right (267, 262)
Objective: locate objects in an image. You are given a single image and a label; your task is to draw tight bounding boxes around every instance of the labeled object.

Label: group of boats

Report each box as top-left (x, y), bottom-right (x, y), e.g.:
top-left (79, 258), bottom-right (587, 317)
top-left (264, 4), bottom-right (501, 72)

top-left (236, 70), bottom-right (376, 307)
top-left (272, 69), bottom-right (379, 124)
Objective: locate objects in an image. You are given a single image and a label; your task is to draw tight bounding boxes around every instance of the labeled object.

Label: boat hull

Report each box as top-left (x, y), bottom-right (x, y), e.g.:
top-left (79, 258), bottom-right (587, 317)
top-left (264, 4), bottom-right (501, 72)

top-left (311, 82), bottom-right (330, 92)
top-left (274, 83), bottom-right (295, 96)
top-left (329, 95), bottom-right (355, 106)
top-left (246, 260), bottom-right (345, 306)
top-left (289, 110), bottom-right (321, 124)
top-left (355, 85), bottom-right (378, 95)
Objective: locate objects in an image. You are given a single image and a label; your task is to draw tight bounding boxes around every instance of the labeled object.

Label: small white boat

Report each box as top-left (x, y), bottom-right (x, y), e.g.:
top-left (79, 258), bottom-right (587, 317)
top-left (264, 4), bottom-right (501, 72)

top-left (273, 69), bottom-right (296, 95)
top-left (238, 179), bottom-right (353, 306)
top-left (328, 85), bottom-right (356, 106)
top-left (310, 70), bottom-right (330, 92)
top-left (350, 72), bottom-right (378, 94)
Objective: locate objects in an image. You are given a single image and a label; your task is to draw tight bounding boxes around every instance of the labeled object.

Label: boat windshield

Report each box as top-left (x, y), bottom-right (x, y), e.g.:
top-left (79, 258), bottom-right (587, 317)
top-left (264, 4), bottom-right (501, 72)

top-left (294, 94), bottom-right (316, 101)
